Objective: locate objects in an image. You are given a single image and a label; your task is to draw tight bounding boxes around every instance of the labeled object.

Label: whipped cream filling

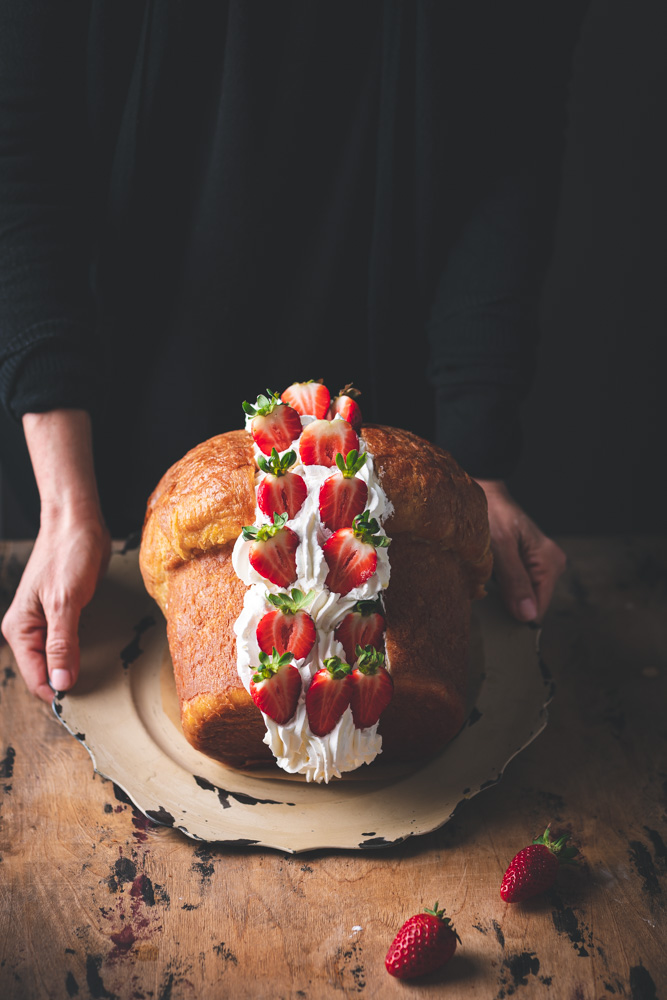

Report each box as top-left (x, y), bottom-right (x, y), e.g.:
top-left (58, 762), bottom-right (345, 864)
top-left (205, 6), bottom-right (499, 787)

top-left (232, 414), bottom-right (393, 782)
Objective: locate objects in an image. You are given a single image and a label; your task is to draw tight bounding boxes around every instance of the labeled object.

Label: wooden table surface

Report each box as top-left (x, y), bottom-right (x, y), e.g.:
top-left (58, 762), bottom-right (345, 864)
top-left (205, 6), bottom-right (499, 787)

top-left (1, 536), bottom-right (666, 1000)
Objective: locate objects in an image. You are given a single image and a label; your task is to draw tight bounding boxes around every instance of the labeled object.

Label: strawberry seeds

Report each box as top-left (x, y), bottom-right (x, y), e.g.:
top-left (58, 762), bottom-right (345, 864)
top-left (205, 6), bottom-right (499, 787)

top-left (237, 381), bottom-right (393, 779)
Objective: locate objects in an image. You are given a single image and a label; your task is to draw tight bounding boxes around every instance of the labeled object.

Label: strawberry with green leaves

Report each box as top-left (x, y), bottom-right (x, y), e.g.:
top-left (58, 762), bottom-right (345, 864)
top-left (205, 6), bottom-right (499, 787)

top-left (350, 646), bottom-right (393, 728)
top-left (500, 826), bottom-right (579, 902)
top-left (281, 380), bottom-right (331, 419)
top-left (242, 513), bottom-right (299, 588)
top-left (257, 448), bottom-right (307, 520)
top-left (249, 648), bottom-right (302, 725)
top-left (256, 589), bottom-right (316, 660)
top-left (243, 391), bottom-right (302, 455)
top-left (327, 383), bottom-right (362, 431)
top-left (334, 599), bottom-right (385, 664)
top-left (319, 450), bottom-right (368, 530)
top-left (385, 903), bottom-right (460, 980)
top-left (305, 656), bottom-right (353, 736)
top-left (298, 417), bottom-right (359, 468)
top-left (323, 510), bottom-right (390, 596)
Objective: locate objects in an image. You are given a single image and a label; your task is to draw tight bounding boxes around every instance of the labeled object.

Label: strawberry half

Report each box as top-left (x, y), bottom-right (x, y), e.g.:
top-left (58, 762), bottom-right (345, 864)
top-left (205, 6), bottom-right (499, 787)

top-left (257, 448), bottom-right (307, 520)
top-left (242, 513), bottom-right (299, 588)
top-left (500, 826), bottom-right (579, 902)
top-left (318, 450), bottom-right (368, 531)
top-left (350, 646), bottom-right (393, 729)
top-left (334, 599), bottom-right (385, 664)
top-left (249, 648), bottom-right (302, 725)
top-left (242, 391), bottom-right (302, 456)
top-left (323, 510), bottom-right (390, 596)
top-left (305, 656), bottom-right (353, 737)
top-left (385, 903), bottom-right (460, 980)
top-left (256, 589), bottom-right (316, 660)
top-left (281, 380), bottom-right (331, 419)
top-left (326, 383), bottom-right (362, 431)
top-left (299, 418), bottom-right (359, 468)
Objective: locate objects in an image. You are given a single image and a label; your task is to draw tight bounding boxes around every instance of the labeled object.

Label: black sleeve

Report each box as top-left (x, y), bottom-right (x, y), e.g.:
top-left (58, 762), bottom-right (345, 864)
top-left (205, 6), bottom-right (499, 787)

top-left (0, 0), bottom-right (101, 423)
top-left (426, 4), bottom-right (588, 479)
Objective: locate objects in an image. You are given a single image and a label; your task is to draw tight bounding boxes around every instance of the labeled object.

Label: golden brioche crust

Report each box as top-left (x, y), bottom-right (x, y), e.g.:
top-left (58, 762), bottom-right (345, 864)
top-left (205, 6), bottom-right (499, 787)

top-left (361, 425), bottom-right (492, 598)
top-left (139, 424), bottom-right (492, 771)
top-left (140, 430), bottom-right (256, 608)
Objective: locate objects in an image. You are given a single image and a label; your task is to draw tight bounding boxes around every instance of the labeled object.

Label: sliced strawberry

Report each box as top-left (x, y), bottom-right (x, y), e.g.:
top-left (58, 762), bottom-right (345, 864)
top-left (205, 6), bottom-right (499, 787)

top-left (350, 646), bottom-right (393, 729)
top-left (326, 383), bottom-right (363, 431)
top-left (281, 380), bottom-right (331, 419)
top-left (249, 648), bottom-right (302, 725)
top-left (323, 510), bottom-right (390, 596)
top-left (334, 599), bottom-right (385, 663)
top-left (256, 589), bottom-right (316, 660)
top-left (257, 449), bottom-right (307, 520)
top-left (299, 418), bottom-right (359, 468)
top-left (243, 391), bottom-right (302, 456)
top-left (305, 656), bottom-right (353, 737)
top-left (242, 513), bottom-right (299, 588)
top-left (319, 450), bottom-right (368, 530)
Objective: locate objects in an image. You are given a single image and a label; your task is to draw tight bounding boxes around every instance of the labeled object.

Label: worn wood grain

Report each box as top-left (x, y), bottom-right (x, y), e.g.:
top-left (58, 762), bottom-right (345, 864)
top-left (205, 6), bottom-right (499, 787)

top-left (1, 537), bottom-right (666, 999)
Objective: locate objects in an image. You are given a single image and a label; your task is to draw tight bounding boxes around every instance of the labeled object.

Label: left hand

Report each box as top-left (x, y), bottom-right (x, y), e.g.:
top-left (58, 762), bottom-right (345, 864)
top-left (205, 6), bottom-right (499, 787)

top-left (474, 479), bottom-right (567, 623)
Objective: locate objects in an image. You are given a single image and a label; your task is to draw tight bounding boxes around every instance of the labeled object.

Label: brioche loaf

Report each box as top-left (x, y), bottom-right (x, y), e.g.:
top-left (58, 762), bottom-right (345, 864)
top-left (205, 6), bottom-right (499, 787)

top-left (140, 423), bottom-right (491, 774)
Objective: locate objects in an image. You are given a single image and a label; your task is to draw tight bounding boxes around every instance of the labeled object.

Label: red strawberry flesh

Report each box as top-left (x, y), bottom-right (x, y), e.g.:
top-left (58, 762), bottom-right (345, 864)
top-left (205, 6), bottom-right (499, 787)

top-left (324, 529), bottom-right (376, 595)
top-left (256, 608), bottom-right (316, 660)
top-left (319, 473), bottom-right (368, 531)
top-left (250, 654), bottom-right (302, 725)
top-left (281, 381), bottom-right (331, 419)
top-left (305, 657), bottom-right (353, 737)
top-left (350, 648), bottom-right (393, 729)
top-left (334, 602), bottom-right (385, 664)
top-left (247, 524), bottom-right (299, 588)
top-left (252, 404), bottom-right (302, 455)
top-left (327, 395), bottom-right (362, 431)
top-left (257, 471), bottom-right (307, 520)
top-left (299, 419), bottom-right (359, 468)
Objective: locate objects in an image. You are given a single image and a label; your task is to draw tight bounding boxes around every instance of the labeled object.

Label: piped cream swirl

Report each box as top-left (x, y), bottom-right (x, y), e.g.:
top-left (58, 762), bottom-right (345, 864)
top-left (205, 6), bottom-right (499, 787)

top-left (232, 415), bottom-right (393, 782)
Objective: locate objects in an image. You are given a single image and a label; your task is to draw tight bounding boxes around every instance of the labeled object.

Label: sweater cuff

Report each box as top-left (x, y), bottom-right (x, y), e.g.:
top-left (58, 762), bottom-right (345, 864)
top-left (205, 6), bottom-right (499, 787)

top-left (434, 386), bottom-right (524, 481)
top-left (0, 324), bottom-right (104, 422)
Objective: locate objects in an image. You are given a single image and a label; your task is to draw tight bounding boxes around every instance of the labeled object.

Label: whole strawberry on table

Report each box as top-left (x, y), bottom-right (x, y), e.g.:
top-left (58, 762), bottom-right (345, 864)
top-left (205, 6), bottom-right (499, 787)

top-left (385, 903), bottom-right (460, 980)
top-left (500, 825), bottom-right (580, 902)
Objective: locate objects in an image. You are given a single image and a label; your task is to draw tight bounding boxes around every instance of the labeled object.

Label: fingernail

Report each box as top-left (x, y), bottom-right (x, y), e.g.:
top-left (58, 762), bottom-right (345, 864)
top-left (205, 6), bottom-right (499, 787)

top-left (518, 598), bottom-right (538, 621)
top-left (51, 669), bottom-right (71, 691)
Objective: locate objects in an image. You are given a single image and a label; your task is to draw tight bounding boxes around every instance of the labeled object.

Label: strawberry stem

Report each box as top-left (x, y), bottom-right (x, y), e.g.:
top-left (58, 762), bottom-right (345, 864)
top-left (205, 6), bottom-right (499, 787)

top-left (351, 510), bottom-right (391, 548)
top-left (252, 648), bottom-right (295, 682)
top-left (533, 825), bottom-right (580, 865)
top-left (334, 450), bottom-right (367, 478)
top-left (266, 589), bottom-right (316, 614)
top-left (422, 904), bottom-right (461, 942)
top-left (242, 512), bottom-right (289, 541)
top-left (242, 389), bottom-right (281, 417)
top-left (355, 645), bottom-right (385, 674)
top-left (352, 598), bottom-right (384, 617)
top-left (257, 448), bottom-right (298, 476)
top-left (322, 656), bottom-right (352, 680)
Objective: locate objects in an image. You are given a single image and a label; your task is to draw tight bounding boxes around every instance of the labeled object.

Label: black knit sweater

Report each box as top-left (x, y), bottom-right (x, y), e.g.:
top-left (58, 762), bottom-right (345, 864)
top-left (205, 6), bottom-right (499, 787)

top-left (0, 1), bottom-right (585, 535)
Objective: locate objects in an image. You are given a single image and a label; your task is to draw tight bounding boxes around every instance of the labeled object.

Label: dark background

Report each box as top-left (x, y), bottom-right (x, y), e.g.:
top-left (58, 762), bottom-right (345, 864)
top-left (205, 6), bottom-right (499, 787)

top-left (1, 0), bottom-right (665, 538)
top-left (507, 0), bottom-right (666, 535)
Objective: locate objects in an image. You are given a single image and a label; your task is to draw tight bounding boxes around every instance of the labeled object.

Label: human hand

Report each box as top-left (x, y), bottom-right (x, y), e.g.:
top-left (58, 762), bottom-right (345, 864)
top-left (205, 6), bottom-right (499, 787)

top-left (1, 409), bottom-right (110, 700)
top-left (474, 480), bottom-right (566, 623)
top-left (2, 511), bottom-right (111, 700)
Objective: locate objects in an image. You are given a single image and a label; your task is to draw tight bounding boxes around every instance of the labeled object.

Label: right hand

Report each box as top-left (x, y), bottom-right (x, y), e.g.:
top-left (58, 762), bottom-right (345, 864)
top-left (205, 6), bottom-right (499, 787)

top-left (1, 409), bottom-right (110, 701)
top-left (2, 509), bottom-right (110, 701)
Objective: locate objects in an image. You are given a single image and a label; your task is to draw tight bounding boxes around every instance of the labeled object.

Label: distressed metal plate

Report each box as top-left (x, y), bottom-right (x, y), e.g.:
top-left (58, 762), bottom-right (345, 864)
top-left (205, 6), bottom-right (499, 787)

top-left (54, 549), bottom-right (550, 853)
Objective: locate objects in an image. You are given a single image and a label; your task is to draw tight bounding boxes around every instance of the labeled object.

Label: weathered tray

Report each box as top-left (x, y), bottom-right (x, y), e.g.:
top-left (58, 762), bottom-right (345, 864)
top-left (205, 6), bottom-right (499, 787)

top-left (54, 549), bottom-right (549, 852)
